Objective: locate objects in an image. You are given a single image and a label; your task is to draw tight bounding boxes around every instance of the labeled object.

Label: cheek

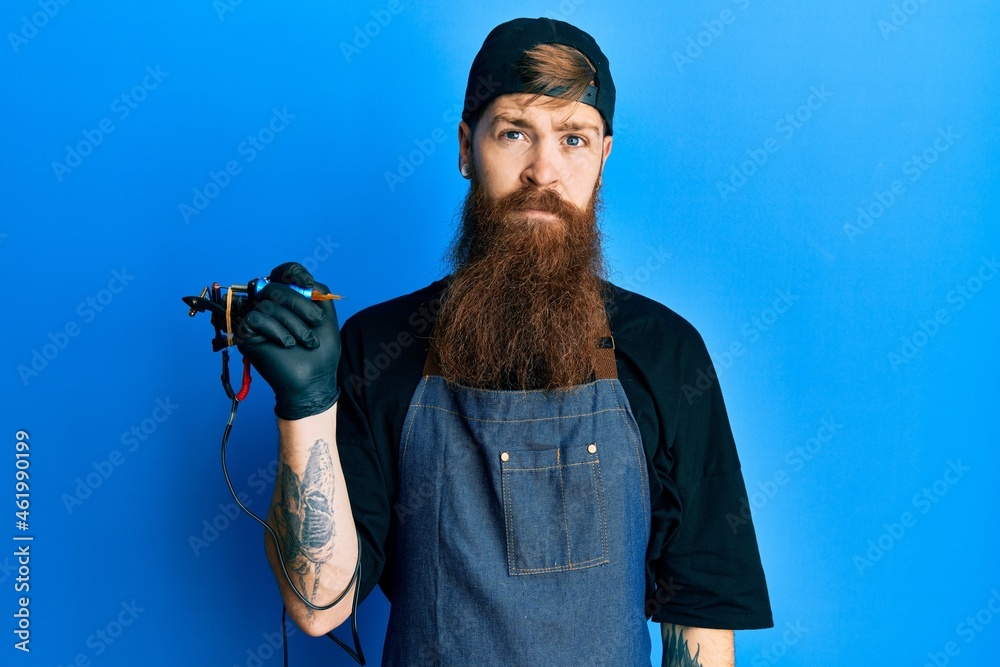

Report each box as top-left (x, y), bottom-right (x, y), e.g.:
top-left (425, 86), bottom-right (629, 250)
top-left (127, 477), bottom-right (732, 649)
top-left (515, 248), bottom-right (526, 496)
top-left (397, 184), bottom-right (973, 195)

top-left (475, 157), bottom-right (523, 198)
top-left (566, 174), bottom-right (601, 209)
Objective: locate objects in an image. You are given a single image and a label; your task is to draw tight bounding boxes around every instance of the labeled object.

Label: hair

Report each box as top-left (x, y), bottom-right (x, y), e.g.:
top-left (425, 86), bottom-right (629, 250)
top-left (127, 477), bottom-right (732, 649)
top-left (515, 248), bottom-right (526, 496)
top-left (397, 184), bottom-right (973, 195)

top-left (469, 42), bottom-right (603, 136)
top-left (518, 42), bottom-right (597, 107)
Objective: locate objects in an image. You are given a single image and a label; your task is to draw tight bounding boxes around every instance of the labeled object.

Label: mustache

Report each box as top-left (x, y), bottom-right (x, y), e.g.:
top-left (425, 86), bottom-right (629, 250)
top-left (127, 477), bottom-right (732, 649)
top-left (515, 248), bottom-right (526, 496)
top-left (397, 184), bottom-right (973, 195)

top-left (495, 185), bottom-right (584, 219)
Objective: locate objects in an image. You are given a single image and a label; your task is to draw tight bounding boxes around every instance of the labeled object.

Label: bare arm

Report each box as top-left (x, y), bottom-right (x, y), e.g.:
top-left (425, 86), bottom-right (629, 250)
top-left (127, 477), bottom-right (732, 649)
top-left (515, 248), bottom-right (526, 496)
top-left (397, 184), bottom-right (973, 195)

top-left (660, 624), bottom-right (734, 667)
top-left (264, 403), bottom-right (359, 636)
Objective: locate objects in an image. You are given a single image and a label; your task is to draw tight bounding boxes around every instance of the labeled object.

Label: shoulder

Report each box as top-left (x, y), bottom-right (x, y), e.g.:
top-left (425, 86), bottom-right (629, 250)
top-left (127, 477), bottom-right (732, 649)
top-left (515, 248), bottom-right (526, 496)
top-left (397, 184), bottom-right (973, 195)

top-left (338, 278), bottom-right (450, 416)
top-left (602, 281), bottom-right (711, 368)
top-left (341, 277), bottom-right (449, 344)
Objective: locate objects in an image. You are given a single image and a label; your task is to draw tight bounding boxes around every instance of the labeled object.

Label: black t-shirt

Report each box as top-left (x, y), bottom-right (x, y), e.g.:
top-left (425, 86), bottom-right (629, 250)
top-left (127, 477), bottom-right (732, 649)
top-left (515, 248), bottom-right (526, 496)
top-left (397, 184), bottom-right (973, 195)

top-left (335, 277), bottom-right (773, 630)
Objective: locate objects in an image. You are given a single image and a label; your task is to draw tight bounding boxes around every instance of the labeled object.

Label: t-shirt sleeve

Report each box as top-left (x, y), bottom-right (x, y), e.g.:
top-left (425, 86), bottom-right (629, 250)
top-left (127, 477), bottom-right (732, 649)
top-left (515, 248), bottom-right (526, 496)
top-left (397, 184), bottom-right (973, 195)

top-left (649, 330), bottom-right (773, 630)
top-left (335, 315), bottom-right (397, 605)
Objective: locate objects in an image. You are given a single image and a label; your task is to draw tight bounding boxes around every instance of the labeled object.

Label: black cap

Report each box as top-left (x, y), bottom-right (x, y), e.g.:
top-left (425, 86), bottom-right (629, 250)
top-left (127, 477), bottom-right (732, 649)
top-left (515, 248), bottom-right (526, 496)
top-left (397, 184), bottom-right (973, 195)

top-left (462, 17), bottom-right (616, 135)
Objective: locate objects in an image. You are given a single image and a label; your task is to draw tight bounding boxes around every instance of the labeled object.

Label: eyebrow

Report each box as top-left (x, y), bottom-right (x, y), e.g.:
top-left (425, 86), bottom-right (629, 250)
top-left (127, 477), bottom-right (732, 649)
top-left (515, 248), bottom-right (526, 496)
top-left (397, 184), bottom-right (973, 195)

top-left (490, 112), bottom-right (601, 137)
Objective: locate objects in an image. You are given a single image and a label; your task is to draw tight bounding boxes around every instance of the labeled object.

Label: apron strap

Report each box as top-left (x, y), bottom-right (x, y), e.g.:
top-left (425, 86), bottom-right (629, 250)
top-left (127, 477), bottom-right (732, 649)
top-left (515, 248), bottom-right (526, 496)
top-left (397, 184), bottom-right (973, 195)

top-left (422, 321), bottom-right (617, 381)
top-left (423, 342), bottom-right (444, 377)
top-left (592, 332), bottom-right (617, 380)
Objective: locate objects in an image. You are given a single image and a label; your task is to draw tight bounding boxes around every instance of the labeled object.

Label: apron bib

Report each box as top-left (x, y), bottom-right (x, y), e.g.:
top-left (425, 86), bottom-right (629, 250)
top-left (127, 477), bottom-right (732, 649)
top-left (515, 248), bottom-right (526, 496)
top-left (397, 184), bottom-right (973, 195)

top-left (382, 331), bottom-right (652, 666)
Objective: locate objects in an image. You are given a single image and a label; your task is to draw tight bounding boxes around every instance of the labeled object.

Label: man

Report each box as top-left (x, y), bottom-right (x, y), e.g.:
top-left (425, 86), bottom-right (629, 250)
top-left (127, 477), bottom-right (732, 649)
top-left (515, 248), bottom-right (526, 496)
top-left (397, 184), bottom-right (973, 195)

top-left (237, 17), bottom-right (772, 667)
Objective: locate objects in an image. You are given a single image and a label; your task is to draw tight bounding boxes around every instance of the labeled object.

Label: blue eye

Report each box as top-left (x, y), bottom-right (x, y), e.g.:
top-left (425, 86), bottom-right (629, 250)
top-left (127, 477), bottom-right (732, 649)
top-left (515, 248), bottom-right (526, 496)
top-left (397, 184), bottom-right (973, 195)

top-left (566, 135), bottom-right (582, 147)
top-left (504, 130), bottom-right (522, 141)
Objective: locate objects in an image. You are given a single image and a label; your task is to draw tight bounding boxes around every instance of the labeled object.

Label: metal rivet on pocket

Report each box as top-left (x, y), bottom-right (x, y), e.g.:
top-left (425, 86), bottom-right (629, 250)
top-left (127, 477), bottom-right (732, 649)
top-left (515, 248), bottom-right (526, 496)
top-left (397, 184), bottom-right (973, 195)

top-left (588, 444), bottom-right (597, 454)
top-left (500, 451), bottom-right (509, 462)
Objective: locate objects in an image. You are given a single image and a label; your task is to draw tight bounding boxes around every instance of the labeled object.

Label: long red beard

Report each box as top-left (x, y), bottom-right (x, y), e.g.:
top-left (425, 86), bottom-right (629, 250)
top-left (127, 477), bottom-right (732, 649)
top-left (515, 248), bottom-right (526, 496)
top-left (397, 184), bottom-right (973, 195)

top-left (432, 173), bottom-right (608, 390)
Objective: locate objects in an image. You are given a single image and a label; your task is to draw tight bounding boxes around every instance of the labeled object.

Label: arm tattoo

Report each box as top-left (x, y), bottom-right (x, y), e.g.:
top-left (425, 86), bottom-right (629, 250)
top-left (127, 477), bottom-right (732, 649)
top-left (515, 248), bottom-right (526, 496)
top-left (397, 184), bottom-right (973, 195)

top-left (271, 439), bottom-right (337, 612)
top-left (663, 626), bottom-right (704, 667)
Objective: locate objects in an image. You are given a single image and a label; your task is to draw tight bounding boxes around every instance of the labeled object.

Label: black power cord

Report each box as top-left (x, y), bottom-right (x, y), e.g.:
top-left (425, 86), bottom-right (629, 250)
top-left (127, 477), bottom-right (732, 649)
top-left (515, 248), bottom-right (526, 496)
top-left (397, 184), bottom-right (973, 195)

top-left (219, 381), bottom-right (366, 665)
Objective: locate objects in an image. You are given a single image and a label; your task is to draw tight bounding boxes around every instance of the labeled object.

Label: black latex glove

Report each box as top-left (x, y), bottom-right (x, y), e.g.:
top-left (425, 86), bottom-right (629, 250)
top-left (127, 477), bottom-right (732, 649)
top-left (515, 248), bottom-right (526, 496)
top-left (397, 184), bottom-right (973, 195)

top-left (235, 262), bottom-right (340, 420)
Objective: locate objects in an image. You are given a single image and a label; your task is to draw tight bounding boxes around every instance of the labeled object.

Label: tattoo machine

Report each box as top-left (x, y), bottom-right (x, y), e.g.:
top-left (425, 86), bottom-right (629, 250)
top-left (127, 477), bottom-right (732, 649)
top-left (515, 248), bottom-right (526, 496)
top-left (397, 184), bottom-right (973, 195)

top-left (181, 278), bottom-right (343, 401)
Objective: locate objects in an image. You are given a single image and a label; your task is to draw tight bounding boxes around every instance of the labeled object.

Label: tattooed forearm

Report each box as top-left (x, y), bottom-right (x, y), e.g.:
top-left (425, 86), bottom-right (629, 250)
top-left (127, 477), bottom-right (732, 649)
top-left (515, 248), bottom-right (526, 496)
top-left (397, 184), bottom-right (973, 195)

top-left (271, 439), bottom-right (337, 611)
top-left (663, 626), bottom-right (704, 667)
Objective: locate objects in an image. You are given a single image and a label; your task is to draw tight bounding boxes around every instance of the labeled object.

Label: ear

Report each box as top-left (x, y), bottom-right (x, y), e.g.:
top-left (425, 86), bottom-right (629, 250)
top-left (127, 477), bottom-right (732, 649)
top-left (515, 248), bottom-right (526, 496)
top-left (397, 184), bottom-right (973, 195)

top-left (458, 121), bottom-right (473, 178)
top-left (598, 134), bottom-right (613, 185)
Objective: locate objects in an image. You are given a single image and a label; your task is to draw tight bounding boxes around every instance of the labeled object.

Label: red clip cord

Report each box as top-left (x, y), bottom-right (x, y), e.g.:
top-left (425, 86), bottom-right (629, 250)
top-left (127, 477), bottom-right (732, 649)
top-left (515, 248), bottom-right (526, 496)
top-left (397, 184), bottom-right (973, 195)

top-left (235, 357), bottom-right (252, 401)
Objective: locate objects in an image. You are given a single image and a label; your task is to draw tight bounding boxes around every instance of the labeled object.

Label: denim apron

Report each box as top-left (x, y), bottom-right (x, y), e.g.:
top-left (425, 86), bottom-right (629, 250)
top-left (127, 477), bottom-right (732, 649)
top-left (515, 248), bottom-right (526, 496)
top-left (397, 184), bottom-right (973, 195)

top-left (382, 327), bottom-right (652, 666)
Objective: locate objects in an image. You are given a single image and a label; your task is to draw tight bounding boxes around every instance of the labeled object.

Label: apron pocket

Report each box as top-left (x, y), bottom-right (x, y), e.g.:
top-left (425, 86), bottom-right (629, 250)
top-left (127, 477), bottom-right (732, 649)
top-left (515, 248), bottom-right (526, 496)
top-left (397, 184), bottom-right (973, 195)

top-left (500, 442), bottom-right (609, 575)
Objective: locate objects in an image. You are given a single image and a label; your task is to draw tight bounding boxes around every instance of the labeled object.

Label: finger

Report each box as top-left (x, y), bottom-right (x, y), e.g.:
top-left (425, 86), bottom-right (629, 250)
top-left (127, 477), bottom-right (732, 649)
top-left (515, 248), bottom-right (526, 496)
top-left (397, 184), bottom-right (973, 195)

top-left (269, 262), bottom-right (315, 288)
top-left (239, 309), bottom-right (296, 347)
top-left (257, 300), bottom-right (319, 349)
top-left (234, 331), bottom-right (268, 349)
top-left (260, 283), bottom-right (325, 326)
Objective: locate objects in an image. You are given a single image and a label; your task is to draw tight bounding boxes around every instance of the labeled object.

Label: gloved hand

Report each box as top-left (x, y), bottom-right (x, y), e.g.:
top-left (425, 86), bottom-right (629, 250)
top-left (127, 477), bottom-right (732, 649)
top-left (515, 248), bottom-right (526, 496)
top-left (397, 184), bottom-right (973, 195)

top-left (235, 262), bottom-right (340, 420)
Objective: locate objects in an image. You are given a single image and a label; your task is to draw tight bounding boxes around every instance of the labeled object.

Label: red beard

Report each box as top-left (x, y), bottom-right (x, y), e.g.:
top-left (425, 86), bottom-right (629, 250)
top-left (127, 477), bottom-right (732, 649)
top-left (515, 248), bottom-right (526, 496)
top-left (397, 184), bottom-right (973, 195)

top-left (432, 171), bottom-right (608, 390)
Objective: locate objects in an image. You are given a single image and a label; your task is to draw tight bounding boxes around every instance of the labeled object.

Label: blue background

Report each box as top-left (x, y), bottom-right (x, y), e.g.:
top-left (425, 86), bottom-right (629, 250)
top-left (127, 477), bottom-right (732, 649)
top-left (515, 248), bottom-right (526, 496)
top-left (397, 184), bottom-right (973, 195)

top-left (2, 1), bottom-right (998, 665)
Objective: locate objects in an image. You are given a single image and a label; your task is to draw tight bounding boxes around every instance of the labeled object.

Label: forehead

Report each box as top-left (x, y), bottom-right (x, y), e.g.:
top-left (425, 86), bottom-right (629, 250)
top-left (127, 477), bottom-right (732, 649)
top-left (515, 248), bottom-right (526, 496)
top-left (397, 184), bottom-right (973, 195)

top-left (479, 93), bottom-right (605, 134)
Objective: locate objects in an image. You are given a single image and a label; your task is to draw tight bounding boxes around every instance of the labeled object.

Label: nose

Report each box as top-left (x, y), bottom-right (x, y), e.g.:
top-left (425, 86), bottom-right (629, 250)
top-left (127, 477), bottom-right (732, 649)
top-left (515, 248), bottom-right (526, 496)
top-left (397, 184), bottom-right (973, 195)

top-left (521, 140), bottom-right (560, 190)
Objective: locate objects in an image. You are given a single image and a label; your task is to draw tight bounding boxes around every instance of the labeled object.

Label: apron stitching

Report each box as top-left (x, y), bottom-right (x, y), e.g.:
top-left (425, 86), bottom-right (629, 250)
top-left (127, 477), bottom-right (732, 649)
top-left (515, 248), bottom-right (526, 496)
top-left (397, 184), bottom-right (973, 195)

top-left (408, 404), bottom-right (626, 423)
top-left (594, 453), bottom-right (610, 564)
top-left (400, 378), bottom-right (430, 464)
top-left (608, 380), bottom-right (649, 528)
top-left (502, 466), bottom-right (514, 574)
top-left (512, 553), bottom-right (610, 574)
top-left (557, 449), bottom-right (573, 566)
top-left (502, 461), bottom-right (595, 472)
